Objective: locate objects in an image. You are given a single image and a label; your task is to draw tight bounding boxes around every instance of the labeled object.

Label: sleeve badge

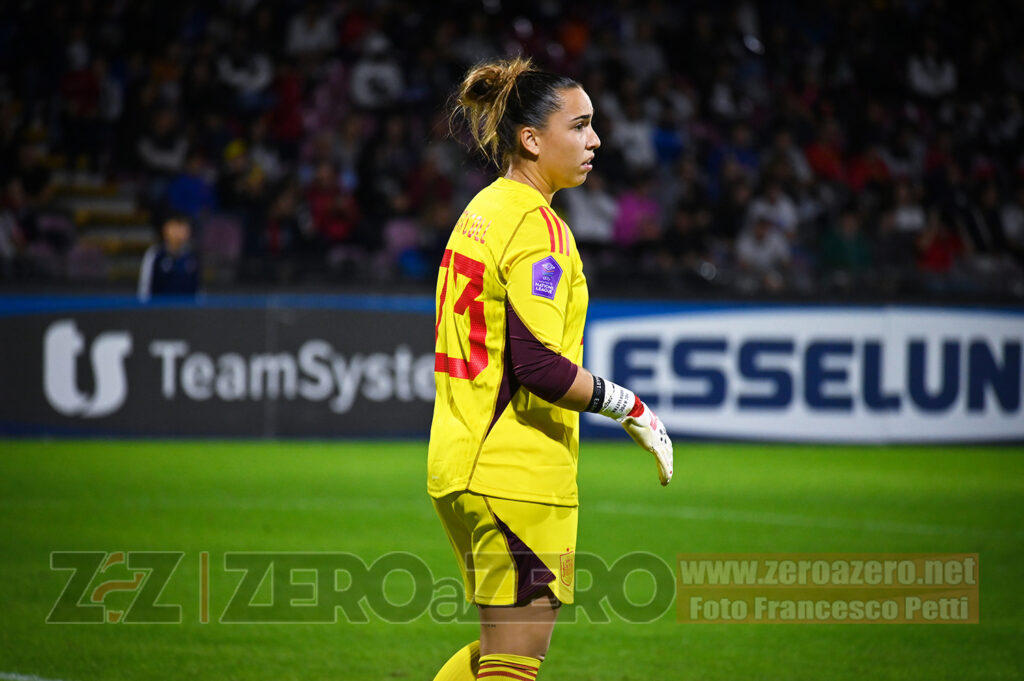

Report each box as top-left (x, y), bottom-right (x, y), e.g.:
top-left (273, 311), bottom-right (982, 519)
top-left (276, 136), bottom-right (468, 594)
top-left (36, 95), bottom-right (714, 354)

top-left (531, 255), bottom-right (563, 300)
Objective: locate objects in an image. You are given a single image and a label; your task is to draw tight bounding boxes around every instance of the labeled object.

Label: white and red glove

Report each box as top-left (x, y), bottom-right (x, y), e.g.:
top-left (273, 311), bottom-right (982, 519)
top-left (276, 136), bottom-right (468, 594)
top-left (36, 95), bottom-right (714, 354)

top-left (591, 377), bottom-right (674, 486)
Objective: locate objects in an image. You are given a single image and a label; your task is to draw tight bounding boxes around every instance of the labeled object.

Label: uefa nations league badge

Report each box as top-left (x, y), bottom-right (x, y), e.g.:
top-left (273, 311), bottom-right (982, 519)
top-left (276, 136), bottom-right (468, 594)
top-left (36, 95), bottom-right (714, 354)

top-left (532, 256), bottom-right (563, 300)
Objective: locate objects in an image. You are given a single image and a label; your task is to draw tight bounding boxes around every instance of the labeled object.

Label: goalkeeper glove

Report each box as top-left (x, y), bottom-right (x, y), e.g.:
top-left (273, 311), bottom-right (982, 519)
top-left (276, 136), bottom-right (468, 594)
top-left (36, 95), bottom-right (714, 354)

top-left (588, 376), bottom-right (673, 486)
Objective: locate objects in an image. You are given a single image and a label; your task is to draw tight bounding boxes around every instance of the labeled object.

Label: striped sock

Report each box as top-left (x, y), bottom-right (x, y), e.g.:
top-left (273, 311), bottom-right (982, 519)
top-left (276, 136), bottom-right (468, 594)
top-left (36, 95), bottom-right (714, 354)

top-left (476, 653), bottom-right (540, 680)
top-left (432, 640), bottom-right (480, 681)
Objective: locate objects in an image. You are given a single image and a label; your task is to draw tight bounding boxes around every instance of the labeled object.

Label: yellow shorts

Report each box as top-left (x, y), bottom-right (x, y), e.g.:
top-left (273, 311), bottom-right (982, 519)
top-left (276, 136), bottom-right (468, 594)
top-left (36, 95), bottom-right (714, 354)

top-left (431, 490), bottom-right (577, 606)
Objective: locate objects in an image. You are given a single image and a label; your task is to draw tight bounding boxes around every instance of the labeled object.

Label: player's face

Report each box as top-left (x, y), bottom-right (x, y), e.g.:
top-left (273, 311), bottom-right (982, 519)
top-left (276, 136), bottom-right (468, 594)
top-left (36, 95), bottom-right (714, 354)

top-left (536, 87), bottom-right (600, 190)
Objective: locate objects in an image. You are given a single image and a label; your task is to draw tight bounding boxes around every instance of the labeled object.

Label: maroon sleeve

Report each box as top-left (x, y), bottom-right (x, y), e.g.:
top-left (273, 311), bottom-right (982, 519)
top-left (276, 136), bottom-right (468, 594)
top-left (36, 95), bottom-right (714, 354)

top-left (506, 301), bottom-right (579, 404)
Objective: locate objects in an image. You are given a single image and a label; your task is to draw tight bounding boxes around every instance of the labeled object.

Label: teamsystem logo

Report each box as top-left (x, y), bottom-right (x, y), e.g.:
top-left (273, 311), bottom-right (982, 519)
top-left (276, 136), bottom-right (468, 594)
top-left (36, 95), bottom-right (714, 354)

top-left (43, 319), bottom-right (132, 418)
top-left (41, 318), bottom-right (436, 418)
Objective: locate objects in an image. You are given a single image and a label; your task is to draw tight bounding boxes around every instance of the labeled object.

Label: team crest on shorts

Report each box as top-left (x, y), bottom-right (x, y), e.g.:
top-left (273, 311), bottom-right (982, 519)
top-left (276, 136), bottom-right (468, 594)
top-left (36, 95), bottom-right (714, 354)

top-left (559, 549), bottom-right (574, 587)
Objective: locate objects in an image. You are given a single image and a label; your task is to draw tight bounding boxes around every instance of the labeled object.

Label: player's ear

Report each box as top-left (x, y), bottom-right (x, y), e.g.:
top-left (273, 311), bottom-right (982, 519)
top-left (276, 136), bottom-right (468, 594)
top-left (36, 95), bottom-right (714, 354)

top-left (519, 126), bottom-right (541, 157)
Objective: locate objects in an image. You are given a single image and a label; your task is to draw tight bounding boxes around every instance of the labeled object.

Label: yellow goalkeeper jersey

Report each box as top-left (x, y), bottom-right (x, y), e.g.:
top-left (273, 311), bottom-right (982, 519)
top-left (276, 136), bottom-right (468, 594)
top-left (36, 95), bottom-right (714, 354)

top-left (428, 176), bottom-right (588, 506)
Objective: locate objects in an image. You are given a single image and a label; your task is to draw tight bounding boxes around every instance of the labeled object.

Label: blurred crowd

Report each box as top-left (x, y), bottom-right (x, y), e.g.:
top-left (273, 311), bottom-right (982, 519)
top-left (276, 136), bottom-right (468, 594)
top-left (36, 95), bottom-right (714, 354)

top-left (1, 0), bottom-right (1024, 298)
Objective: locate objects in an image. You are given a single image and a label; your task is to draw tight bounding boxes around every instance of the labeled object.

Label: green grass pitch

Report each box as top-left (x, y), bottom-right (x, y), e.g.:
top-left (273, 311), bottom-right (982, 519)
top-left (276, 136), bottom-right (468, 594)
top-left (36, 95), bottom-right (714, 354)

top-left (0, 440), bottom-right (1022, 680)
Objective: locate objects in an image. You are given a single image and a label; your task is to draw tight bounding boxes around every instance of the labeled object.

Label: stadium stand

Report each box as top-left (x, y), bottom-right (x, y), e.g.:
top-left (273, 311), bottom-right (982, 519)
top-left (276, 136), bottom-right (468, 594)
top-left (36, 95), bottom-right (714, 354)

top-left (0, 0), bottom-right (1022, 299)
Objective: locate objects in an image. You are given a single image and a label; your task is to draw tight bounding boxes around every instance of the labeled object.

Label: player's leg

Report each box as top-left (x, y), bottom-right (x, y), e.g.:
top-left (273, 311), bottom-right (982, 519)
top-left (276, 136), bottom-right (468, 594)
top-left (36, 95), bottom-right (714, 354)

top-left (476, 589), bottom-right (559, 680)
top-left (472, 497), bottom-right (577, 679)
top-left (479, 589), bottom-right (561, 657)
top-left (433, 640), bottom-right (480, 681)
top-left (431, 492), bottom-right (576, 680)
top-left (432, 492), bottom-right (482, 681)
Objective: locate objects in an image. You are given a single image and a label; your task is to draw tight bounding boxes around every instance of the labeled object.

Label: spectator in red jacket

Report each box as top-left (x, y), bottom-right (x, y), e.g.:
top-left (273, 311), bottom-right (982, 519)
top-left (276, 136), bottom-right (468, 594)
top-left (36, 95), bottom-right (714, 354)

top-left (306, 160), bottom-right (359, 245)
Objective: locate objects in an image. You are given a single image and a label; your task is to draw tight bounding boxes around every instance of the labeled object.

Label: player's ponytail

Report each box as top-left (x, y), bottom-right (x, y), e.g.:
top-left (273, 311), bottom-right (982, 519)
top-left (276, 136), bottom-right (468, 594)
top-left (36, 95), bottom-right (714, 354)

top-left (455, 57), bottom-right (530, 166)
top-left (451, 57), bottom-right (580, 172)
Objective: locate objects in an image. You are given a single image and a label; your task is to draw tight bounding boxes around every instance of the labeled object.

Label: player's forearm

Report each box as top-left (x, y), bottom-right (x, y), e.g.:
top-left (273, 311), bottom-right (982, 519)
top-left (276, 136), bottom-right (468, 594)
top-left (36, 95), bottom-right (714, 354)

top-left (545, 362), bottom-right (631, 415)
top-left (552, 365), bottom-right (595, 411)
top-left (503, 301), bottom-right (633, 413)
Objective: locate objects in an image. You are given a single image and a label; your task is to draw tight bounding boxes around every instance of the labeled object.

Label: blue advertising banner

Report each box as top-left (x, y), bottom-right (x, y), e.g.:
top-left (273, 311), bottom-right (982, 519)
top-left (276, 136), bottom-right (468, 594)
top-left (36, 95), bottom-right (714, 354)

top-left (583, 304), bottom-right (1024, 443)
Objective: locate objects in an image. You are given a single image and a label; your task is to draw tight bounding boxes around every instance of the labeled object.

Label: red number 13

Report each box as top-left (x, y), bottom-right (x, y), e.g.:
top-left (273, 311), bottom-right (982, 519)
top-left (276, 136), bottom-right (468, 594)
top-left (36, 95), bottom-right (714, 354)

top-left (435, 249), bottom-right (488, 379)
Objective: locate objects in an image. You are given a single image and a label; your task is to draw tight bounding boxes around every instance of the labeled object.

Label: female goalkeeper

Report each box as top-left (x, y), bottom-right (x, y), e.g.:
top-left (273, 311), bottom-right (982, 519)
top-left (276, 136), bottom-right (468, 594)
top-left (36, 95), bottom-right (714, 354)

top-left (429, 56), bottom-right (673, 681)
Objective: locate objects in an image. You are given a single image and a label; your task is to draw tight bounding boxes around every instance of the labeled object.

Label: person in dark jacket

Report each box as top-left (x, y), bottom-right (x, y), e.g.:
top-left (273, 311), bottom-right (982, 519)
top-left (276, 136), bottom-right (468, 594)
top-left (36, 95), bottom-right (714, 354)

top-left (138, 213), bottom-right (200, 301)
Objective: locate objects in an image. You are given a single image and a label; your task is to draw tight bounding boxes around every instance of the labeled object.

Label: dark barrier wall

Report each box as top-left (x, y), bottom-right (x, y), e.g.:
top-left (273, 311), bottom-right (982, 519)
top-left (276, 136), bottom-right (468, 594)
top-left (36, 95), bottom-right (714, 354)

top-left (2, 296), bottom-right (1022, 441)
top-left (0, 295), bottom-right (437, 437)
